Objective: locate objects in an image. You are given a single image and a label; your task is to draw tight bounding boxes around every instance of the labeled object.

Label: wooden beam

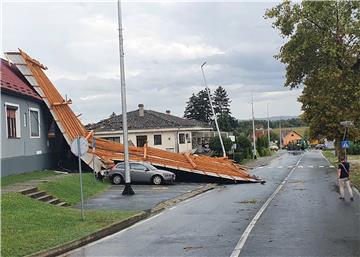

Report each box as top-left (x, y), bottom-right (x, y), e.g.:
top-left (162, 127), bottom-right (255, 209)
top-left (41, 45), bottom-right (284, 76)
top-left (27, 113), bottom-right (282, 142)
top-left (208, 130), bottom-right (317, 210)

top-left (143, 143), bottom-right (148, 160)
top-left (86, 130), bottom-right (94, 140)
top-left (52, 100), bottom-right (72, 107)
top-left (183, 153), bottom-right (197, 168)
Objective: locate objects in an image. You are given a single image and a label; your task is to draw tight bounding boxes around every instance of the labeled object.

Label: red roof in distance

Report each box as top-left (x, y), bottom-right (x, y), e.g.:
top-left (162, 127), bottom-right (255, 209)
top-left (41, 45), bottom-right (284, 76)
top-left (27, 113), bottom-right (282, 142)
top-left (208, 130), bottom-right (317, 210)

top-left (0, 58), bottom-right (42, 101)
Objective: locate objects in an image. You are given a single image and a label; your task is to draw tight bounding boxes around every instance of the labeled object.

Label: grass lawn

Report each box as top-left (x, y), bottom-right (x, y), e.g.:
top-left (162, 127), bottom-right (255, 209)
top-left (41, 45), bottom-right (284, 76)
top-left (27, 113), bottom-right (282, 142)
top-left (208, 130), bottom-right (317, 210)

top-left (322, 150), bottom-right (360, 190)
top-left (39, 173), bottom-right (111, 205)
top-left (1, 170), bottom-right (60, 187)
top-left (1, 193), bottom-right (138, 257)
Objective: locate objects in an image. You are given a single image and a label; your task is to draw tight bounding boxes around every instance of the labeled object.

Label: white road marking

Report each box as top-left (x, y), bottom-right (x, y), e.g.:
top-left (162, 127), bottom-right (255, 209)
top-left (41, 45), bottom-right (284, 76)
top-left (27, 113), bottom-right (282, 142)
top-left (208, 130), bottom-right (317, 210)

top-left (278, 166), bottom-right (283, 168)
top-left (288, 166), bottom-right (294, 168)
top-left (330, 165), bottom-right (335, 168)
top-left (257, 166), bottom-right (264, 169)
top-left (308, 165), bottom-right (314, 168)
top-left (230, 154), bottom-right (304, 257)
top-left (319, 165), bottom-right (324, 168)
top-left (298, 165), bottom-right (304, 168)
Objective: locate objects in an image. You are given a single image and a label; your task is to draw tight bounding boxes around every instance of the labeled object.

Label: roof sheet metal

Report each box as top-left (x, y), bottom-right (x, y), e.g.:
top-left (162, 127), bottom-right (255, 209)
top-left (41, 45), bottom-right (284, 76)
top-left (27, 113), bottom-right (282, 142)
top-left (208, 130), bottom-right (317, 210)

top-left (7, 50), bottom-right (256, 182)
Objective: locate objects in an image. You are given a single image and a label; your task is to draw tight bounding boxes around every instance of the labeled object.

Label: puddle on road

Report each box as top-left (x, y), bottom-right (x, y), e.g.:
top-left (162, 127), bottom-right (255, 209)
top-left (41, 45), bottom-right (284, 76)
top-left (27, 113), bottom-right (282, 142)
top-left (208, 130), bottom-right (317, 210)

top-left (183, 246), bottom-right (204, 251)
top-left (235, 199), bottom-right (257, 204)
top-left (287, 151), bottom-right (303, 156)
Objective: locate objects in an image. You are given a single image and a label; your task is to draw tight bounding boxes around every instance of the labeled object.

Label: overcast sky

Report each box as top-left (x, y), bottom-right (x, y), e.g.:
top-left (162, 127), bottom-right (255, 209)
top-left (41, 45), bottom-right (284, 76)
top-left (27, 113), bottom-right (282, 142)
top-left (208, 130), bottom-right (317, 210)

top-left (2, 1), bottom-right (303, 124)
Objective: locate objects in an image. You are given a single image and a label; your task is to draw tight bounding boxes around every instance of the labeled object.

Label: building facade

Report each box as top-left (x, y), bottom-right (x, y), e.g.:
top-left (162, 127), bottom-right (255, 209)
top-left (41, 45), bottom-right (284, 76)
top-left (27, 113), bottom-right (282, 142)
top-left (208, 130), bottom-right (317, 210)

top-left (88, 104), bottom-right (214, 153)
top-left (1, 59), bottom-right (58, 176)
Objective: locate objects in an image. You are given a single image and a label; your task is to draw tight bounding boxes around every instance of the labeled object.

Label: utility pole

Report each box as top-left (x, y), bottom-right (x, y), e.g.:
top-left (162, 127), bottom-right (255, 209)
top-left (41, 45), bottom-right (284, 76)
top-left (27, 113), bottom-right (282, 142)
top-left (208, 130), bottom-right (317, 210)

top-left (251, 93), bottom-right (256, 159)
top-left (117, 0), bottom-right (134, 195)
top-left (267, 103), bottom-right (270, 148)
top-left (201, 62), bottom-right (226, 157)
top-left (279, 121), bottom-right (282, 149)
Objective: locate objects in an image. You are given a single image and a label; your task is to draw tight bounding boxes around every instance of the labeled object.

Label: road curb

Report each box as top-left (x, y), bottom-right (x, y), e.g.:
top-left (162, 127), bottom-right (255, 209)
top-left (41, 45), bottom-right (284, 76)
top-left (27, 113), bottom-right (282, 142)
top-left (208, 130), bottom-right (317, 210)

top-left (26, 183), bottom-right (216, 257)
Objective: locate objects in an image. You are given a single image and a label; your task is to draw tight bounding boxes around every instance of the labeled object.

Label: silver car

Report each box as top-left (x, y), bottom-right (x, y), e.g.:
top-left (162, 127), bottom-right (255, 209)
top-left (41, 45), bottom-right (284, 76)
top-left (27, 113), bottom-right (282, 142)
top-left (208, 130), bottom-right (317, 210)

top-left (107, 161), bottom-right (176, 185)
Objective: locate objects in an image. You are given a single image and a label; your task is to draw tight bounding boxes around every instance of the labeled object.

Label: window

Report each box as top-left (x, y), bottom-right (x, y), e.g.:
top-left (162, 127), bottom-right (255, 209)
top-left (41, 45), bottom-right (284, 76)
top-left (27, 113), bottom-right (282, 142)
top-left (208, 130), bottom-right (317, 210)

top-left (186, 133), bottom-right (191, 143)
top-left (136, 135), bottom-right (147, 147)
top-left (130, 163), bottom-right (146, 171)
top-left (29, 108), bottom-right (40, 138)
top-left (179, 133), bottom-right (185, 144)
top-left (5, 103), bottom-right (20, 139)
top-left (154, 135), bottom-right (162, 145)
top-left (115, 162), bottom-right (125, 169)
top-left (105, 137), bottom-right (120, 143)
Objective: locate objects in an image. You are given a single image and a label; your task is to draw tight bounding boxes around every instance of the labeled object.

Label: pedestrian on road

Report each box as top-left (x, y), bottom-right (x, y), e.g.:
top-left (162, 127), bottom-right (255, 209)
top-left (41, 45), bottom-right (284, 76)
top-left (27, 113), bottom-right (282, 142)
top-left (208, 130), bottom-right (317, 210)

top-left (338, 156), bottom-right (354, 201)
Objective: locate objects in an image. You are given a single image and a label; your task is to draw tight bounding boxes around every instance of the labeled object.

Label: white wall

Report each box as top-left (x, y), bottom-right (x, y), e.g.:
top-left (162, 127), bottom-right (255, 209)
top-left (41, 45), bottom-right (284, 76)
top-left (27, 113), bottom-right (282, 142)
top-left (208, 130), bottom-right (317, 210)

top-left (97, 130), bottom-right (193, 153)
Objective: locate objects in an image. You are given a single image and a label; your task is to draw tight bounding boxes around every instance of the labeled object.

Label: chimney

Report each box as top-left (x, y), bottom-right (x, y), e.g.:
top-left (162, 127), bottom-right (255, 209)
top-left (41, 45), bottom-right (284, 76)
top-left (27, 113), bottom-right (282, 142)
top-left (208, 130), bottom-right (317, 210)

top-left (138, 104), bottom-right (144, 117)
top-left (166, 110), bottom-right (171, 115)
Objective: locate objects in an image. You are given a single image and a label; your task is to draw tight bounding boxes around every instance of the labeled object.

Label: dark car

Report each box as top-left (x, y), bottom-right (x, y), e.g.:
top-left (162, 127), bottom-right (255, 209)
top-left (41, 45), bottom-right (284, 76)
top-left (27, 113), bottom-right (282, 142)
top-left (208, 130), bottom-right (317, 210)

top-left (106, 161), bottom-right (176, 185)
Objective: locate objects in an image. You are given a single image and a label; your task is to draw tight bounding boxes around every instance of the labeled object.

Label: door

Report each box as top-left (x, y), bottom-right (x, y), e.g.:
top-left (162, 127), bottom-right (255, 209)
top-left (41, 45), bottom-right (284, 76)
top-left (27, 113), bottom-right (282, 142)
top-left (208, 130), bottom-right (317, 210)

top-left (130, 163), bottom-right (151, 182)
top-left (136, 135), bottom-right (147, 147)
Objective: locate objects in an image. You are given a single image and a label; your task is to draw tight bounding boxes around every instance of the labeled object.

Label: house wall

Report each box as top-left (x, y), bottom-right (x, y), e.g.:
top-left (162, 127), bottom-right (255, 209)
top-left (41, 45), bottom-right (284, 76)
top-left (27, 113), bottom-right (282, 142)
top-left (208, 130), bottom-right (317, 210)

top-left (96, 130), bottom-right (194, 153)
top-left (1, 93), bottom-right (56, 176)
top-left (283, 132), bottom-right (302, 146)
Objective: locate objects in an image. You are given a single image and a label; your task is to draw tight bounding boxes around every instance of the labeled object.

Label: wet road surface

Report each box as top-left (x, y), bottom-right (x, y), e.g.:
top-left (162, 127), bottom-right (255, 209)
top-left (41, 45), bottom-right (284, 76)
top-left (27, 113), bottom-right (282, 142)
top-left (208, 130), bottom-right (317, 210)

top-left (63, 151), bottom-right (359, 257)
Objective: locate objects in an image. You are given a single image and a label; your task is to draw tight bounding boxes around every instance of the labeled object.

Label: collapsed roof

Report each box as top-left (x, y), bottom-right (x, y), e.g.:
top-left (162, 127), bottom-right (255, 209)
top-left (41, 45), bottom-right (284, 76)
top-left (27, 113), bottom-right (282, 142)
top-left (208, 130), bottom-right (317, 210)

top-left (4, 50), bottom-right (259, 182)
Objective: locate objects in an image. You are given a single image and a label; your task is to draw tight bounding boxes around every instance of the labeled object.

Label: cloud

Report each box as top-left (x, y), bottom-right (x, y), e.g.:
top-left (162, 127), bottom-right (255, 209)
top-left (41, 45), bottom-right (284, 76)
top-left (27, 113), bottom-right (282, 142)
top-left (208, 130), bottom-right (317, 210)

top-left (2, 2), bottom-right (300, 124)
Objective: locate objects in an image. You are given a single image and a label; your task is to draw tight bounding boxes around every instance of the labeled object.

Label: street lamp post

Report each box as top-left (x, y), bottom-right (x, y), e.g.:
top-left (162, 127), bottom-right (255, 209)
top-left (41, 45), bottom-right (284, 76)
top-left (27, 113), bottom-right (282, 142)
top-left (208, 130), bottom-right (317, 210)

top-left (200, 62), bottom-right (226, 158)
top-left (117, 0), bottom-right (134, 195)
top-left (267, 103), bottom-right (270, 148)
top-left (251, 93), bottom-right (256, 159)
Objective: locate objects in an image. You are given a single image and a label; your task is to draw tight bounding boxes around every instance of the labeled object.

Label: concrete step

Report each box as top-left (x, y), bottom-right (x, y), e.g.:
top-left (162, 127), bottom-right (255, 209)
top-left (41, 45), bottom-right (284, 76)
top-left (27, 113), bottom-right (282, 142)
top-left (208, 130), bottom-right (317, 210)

top-left (28, 191), bottom-right (46, 199)
top-left (19, 187), bottom-right (38, 195)
top-left (37, 194), bottom-right (53, 202)
top-left (57, 202), bottom-right (69, 207)
top-left (47, 198), bottom-right (61, 205)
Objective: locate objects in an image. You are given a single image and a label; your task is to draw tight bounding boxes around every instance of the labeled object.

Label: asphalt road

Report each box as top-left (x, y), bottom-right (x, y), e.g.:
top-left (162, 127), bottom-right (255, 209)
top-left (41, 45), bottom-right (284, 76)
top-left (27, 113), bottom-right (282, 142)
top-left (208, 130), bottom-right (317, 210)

top-left (64, 151), bottom-right (359, 257)
top-left (75, 183), bottom-right (206, 211)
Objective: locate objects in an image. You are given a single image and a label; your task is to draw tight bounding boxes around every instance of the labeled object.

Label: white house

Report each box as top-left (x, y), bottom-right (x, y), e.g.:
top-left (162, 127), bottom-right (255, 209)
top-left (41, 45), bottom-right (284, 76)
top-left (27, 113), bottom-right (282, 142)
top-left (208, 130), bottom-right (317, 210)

top-left (87, 104), bottom-right (214, 153)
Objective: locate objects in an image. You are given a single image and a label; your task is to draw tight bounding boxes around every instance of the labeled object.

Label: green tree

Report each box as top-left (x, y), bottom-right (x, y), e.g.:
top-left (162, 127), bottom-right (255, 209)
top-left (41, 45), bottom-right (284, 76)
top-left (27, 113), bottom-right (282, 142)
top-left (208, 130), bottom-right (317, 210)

top-left (184, 90), bottom-right (212, 123)
top-left (209, 136), bottom-right (233, 156)
top-left (213, 86), bottom-right (231, 116)
top-left (265, 1), bottom-right (360, 155)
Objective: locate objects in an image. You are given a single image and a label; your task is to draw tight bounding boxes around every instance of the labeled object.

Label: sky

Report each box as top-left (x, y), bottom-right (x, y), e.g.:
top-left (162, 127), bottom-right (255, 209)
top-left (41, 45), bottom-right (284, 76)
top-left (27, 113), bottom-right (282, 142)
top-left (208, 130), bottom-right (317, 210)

top-left (2, 1), bottom-right (303, 124)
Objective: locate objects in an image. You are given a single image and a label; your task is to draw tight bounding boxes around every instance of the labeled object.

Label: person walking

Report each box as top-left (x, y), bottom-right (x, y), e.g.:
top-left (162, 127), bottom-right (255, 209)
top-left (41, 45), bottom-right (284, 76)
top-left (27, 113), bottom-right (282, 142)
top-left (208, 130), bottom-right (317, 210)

top-left (338, 156), bottom-right (354, 201)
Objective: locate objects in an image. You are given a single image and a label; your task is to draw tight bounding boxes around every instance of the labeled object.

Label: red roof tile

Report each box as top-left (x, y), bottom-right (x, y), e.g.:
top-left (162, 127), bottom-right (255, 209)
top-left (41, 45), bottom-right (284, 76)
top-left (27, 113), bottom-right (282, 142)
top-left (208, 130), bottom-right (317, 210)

top-left (0, 58), bottom-right (42, 101)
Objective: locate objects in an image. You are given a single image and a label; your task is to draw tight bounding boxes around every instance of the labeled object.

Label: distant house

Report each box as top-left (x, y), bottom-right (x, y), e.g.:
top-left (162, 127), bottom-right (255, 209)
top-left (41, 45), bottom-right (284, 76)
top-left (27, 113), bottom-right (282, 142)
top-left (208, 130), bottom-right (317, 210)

top-left (282, 130), bottom-right (302, 146)
top-left (0, 59), bottom-right (61, 176)
top-left (87, 104), bottom-right (214, 153)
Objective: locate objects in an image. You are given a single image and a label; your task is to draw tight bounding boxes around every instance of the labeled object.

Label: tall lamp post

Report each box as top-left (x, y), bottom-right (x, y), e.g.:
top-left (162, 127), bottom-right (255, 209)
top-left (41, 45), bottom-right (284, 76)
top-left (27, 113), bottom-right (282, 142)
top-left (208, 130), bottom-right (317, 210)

top-left (251, 93), bottom-right (257, 159)
top-left (340, 120), bottom-right (354, 161)
top-left (201, 62), bottom-right (226, 157)
top-left (267, 103), bottom-right (270, 148)
top-left (117, 0), bottom-right (134, 195)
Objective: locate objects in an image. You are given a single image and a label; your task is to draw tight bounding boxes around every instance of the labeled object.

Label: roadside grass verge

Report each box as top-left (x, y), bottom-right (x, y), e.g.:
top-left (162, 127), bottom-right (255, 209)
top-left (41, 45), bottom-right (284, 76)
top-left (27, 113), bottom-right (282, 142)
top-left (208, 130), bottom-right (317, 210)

top-left (1, 193), bottom-right (138, 257)
top-left (322, 150), bottom-right (360, 190)
top-left (39, 173), bottom-right (111, 205)
top-left (1, 170), bottom-right (60, 187)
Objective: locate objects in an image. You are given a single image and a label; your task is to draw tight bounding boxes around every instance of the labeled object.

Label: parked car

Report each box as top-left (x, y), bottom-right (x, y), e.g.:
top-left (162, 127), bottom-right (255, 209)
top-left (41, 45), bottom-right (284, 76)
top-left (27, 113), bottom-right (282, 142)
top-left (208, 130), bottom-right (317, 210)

top-left (315, 144), bottom-right (326, 150)
top-left (105, 161), bottom-right (176, 185)
top-left (269, 144), bottom-right (279, 151)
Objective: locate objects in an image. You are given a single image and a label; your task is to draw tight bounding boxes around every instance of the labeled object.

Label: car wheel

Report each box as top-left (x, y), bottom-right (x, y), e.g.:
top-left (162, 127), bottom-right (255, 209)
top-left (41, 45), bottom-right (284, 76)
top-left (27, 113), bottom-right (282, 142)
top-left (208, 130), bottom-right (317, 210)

top-left (152, 175), bottom-right (163, 185)
top-left (112, 175), bottom-right (123, 185)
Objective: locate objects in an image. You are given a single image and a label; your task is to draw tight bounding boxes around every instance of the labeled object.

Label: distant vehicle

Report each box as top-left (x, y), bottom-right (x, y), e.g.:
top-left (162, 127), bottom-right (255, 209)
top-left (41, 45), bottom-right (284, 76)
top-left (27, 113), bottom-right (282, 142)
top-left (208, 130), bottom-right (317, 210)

top-left (269, 144), bottom-right (279, 151)
top-left (105, 161), bottom-right (176, 185)
top-left (315, 144), bottom-right (326, 150)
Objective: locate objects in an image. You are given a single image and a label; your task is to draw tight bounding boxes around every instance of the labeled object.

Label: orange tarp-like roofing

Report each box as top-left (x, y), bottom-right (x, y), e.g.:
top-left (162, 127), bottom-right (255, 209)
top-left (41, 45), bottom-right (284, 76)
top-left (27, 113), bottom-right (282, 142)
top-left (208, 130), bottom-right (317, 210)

top-left (5, 50), bottom-right (257, 182)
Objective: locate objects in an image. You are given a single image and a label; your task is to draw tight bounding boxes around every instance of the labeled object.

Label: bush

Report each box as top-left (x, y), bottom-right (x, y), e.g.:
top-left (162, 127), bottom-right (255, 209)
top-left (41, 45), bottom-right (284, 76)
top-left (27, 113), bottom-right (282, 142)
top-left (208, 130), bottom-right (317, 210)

top-left (209, 136), bottom-right (233, 156)
top-left (348, 142), bottom-right (360, 155)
